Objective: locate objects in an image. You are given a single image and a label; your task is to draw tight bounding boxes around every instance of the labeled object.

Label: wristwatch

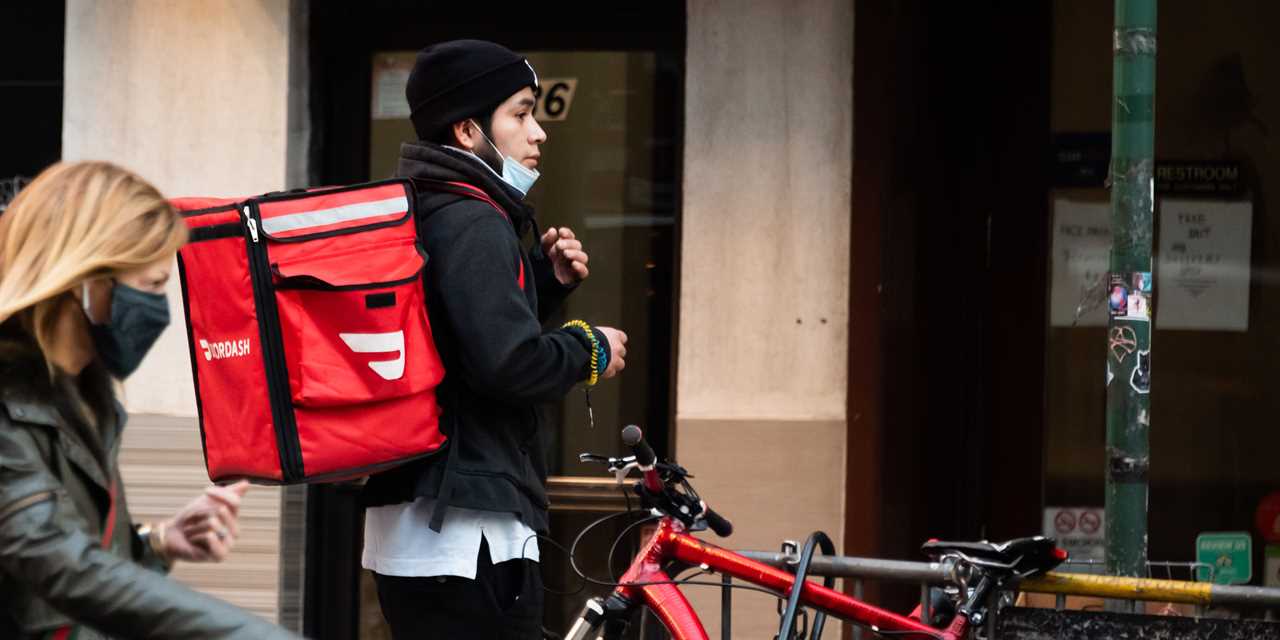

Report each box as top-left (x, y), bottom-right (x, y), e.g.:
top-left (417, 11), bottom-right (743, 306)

top-left (136, 521), bottom-right (172, 568)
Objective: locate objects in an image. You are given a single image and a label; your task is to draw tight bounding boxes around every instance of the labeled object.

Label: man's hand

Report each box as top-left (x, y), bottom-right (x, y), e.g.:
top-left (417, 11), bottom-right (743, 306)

top-left (597, 327), bottom-right (627, 379)
top-left (541, 226), bottom-right (589, 285)
top-left (161, 480), bottom-right (250, 563)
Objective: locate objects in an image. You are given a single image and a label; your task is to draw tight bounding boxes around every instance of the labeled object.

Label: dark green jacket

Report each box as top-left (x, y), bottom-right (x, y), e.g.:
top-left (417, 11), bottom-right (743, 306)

top-left (0, 333), bottom-right (297, 639)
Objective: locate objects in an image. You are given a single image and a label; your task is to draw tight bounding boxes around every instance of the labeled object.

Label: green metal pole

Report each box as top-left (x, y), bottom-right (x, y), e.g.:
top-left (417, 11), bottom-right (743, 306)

top-left (1105, 0), bottom-right (1157, 591)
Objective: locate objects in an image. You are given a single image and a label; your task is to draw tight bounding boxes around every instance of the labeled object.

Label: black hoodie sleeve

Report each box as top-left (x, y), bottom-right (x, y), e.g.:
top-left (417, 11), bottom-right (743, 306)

top-left (431, 211), bottom-right (593, 404)
top-left (530, 248), bottom-right (578, 322)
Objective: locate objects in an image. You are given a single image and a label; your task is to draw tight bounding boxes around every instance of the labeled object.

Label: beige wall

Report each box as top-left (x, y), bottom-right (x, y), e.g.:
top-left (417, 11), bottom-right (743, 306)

top-left (62, 0), bottom-right (294, 622)
top-left (680, 0), bottom-right (853, 636)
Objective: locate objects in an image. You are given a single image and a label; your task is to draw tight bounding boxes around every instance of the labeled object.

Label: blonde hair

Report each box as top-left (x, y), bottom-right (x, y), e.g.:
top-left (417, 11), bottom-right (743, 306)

top-left (0, 161), bottom-right (187, 359)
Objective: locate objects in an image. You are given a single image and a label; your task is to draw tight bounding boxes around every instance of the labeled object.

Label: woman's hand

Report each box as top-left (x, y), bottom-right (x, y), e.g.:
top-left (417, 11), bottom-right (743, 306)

top-left (161, 480), bottom-right (250, 563)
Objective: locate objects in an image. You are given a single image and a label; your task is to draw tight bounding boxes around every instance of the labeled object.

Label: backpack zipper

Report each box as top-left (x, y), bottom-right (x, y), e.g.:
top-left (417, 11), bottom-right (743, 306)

top-left (243, 205), bottom-right (305, 481)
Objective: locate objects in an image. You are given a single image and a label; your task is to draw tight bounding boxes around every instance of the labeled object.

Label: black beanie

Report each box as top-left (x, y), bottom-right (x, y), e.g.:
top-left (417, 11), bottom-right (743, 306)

top-left (406, 39), bottom-right (540, 142)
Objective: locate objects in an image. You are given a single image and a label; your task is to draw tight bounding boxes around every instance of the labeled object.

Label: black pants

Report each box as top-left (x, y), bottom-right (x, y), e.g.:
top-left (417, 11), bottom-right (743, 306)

top-left (373, 539), bottom-right (544, 640)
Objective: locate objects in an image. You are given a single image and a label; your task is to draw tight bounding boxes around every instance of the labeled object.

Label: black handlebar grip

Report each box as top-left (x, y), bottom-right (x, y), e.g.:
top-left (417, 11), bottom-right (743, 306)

top-left (621, 424), bottom-right (656, 467)
top-left (703, 507), bottom-right (734, 537)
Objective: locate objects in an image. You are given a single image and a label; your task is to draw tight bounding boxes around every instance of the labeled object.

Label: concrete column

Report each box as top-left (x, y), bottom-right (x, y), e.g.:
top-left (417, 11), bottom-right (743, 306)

top-left (63, 0), bottom-right (296, 622)
top-left (680, 0), bottom-right (853, 636)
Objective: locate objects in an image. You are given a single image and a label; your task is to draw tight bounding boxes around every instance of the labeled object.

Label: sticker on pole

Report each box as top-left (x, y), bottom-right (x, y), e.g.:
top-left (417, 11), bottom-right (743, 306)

top-left (1196, 531), bottom-right (1252, 584)
top-left (1108, 271), bottom-right (1151, 321)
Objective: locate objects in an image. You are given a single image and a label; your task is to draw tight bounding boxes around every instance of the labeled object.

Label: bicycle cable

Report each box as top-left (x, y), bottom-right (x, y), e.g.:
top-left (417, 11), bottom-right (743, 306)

top-left (564, 506), bottom-right (798, 601)
top-left (569, 510), bottom-right (657, 589)
top-left (607, 511), bottom-right (659, 580)
top-left (522, 532), bottom-right (590, 597)
top-left (520, 482), bottom-right (643, 597)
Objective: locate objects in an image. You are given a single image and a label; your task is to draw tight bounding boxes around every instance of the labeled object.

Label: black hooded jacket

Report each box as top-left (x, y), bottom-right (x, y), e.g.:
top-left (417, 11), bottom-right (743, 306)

top-left (360, 142), bottom-right (607, 533)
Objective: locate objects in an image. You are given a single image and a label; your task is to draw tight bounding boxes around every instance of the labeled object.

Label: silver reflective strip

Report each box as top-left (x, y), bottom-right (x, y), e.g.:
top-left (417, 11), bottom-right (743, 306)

top-left (261, 196), bottom-right (408, 235)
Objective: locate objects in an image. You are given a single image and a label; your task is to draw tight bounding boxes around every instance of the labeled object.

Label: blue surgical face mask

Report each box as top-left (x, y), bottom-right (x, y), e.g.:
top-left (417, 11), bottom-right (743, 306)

top-left (470, 119), bottom-right (540, 197)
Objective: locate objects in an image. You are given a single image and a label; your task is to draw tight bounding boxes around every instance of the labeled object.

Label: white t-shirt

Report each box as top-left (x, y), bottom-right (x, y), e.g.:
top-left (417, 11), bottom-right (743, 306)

top-left (363, 498), bottom-right (540, 579)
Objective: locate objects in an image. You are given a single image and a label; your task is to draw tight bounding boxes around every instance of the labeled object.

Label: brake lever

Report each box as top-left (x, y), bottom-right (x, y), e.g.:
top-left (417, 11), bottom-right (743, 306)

top-left (611, 460), bottom-right (639, 484)
top-left (578, 453), bottom-right (639, 485)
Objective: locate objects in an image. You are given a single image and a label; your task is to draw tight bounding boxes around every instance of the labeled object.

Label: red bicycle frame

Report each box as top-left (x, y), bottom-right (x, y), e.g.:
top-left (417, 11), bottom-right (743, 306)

top-left (606, 517), bottom-right (965, 639)
top-left (569, 427), bottom-right (1061, 639)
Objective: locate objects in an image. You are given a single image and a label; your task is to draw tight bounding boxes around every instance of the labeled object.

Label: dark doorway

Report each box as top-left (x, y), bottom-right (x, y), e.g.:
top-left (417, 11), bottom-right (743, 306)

top-left (0, 3), bottom-right (64, 202)
top-left (848, 0), bottom-right (1053, 614)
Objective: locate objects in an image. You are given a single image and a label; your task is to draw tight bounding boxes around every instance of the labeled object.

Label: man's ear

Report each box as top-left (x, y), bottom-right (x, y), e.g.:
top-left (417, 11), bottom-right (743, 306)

top-left (451, 120), bottom-right (478, 151)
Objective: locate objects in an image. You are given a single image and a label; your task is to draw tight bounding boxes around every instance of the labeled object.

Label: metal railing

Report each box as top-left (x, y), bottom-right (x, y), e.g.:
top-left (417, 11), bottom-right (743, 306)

top-left (730, 548), bottom-right (1280, 639)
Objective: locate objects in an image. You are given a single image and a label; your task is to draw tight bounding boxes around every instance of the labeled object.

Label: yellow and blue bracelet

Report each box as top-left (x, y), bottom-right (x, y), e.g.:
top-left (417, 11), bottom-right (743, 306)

top-left (562, 319), bottom-right (602, 386)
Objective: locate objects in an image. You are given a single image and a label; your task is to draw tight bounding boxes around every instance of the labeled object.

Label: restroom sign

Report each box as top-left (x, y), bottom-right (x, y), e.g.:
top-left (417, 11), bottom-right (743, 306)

top-left (533, 78), bottom-right (578, 122)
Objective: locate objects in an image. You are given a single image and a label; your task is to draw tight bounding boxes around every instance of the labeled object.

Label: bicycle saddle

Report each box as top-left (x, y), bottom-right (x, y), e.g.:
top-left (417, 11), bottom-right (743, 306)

top-left (921, 536), bottom-right (1066, 575)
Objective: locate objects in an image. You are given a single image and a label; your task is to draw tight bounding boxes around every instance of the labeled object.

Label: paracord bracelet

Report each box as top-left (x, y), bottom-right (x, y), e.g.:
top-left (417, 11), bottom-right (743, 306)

top-left (595, 340), bottom-right (608, 376)
top-left (561, 320), bottom-right (600, 386)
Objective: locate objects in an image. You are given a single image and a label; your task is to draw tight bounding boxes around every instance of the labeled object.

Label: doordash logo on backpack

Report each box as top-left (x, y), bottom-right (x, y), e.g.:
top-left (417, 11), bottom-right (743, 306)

top-left (339, 331), bottom-right (405, 381)
top-left (200, 337), bottom-right (252, 362)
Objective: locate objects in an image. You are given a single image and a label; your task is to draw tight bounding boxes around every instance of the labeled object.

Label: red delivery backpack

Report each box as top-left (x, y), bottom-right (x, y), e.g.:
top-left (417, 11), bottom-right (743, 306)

top-left (173, 179), bottom-right (446, 484)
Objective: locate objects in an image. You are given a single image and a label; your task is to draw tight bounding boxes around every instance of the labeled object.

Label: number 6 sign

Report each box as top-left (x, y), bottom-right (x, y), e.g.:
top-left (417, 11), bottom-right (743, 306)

top-left (532, 78), bottom-right (578, 122)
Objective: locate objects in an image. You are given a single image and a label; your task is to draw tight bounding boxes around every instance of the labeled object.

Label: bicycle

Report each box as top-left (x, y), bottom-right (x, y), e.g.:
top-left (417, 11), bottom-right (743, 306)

top-left (561, 425), bottom-right (1067, 639)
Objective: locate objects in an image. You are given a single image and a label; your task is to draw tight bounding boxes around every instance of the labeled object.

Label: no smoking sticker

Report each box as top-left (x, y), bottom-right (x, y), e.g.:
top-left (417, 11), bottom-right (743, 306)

top-left (1079, 511), bottom-right (1101, 535)
top-left (1055, 511), bottom-right (1077, 535)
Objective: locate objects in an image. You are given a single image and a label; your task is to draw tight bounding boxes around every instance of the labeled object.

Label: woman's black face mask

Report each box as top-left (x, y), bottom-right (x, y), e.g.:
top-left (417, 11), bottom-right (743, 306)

top-left (83, 280), bottom-right (170, 378)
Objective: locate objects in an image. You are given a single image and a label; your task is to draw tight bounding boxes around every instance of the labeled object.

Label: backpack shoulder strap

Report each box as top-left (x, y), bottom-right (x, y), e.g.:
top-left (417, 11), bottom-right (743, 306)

top-left (413, 178), bottom-right (511, 221)
top-left (414, 179), bottom-right (524, 289)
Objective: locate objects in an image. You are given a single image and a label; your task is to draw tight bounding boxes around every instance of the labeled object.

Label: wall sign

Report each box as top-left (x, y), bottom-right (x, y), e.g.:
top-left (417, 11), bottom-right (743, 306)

top-left (1052, 132), bottom-right (1244, 195)
top-left (1051, 133), bottom-right (1111, 188)
top-left (1050, 199), bottom-right (1111, 327)
top-left (1043, 506), bottom-right (1105, 572)
top-left (1196, 532), bottom-right (1252, 584)
top-left (370, 56), bottom-right (412, 120)
top-left (533, 78), bottom-right (578, 122)
top-left (1156, 161), bottom-right (1243, 197)
top-left (1156, 199), bottom-right (1252, 331)
top-left (1052, 197), bottom-right (1253, 331)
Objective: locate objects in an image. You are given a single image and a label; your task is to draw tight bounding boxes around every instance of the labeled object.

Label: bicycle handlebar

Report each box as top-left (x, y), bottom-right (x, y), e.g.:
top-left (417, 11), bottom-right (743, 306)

top-left (702, 506), bottom-right (734, 537)
top-left (621, 424), bottom-right (663, 494)
top-left (620, 425), bottom-right (733, 537)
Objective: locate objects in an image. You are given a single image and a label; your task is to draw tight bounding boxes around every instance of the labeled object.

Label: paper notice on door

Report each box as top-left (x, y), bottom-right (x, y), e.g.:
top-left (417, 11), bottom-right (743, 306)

top-left (1050, 199), bottom-right (1112, 327)
top-left (371, 57), bottom-right (412, 120)
top-left (1157, 199), bottom-right (1252, 331)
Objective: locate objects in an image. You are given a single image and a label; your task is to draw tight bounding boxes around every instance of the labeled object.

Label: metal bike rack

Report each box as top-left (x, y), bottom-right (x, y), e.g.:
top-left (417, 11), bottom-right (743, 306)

top-left (728, 549), bottom-right (1280, 640)
top-left (736, 549), bottom-right (949, 640)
